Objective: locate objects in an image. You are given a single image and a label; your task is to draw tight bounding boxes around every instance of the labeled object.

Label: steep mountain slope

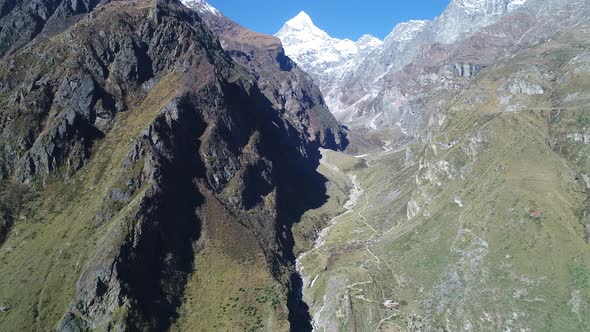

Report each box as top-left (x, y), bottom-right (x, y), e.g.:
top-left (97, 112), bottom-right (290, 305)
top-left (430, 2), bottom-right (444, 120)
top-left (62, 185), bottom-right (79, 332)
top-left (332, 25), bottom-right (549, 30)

top-left (0, 0), bottom-right (344, 330)
top-left (376, 0), bottom-right (590, 135)
top-left (295, 23), bottom-right (590, 331)
top-left (0, 0), bottom-right (109, 57)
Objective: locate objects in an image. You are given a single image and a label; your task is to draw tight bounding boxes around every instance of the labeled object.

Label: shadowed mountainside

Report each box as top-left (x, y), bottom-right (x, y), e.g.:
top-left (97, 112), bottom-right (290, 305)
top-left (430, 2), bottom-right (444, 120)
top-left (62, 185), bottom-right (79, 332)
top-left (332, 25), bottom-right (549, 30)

top-left (0, 0), bottom-right (344, 330)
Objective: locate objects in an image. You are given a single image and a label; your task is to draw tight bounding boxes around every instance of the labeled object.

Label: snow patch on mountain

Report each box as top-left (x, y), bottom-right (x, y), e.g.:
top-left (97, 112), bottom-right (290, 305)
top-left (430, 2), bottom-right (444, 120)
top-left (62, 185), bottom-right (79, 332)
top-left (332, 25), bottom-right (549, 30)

top-left (434, 0), bottom-right (530, 43)
top-left (388, 20), bottom-right (430, 42)
top-left (451, 0), bottom-right (528, 14)
top-left (181, 0), bottom-right (221, 16)
top-left (507, 0), bottom-right (529, 11)
top-left (357, 34), bottom-right (383, 48)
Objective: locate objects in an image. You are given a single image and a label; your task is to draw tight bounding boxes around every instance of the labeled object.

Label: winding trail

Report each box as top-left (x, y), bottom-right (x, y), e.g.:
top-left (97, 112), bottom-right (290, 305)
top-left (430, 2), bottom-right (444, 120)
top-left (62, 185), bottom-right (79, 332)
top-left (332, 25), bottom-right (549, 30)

top-left (293, 155), bottom-right (366, 331)
top-left (295, 159), bottom-right (364, 291)
top-left (296, 142), bottom-right (408, 331)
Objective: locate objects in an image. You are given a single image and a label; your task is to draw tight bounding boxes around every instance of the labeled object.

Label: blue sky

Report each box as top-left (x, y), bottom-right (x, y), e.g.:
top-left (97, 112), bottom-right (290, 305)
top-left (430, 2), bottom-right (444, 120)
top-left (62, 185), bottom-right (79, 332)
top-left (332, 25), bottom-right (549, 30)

top-left (206, 0), bottom-right (451, 40)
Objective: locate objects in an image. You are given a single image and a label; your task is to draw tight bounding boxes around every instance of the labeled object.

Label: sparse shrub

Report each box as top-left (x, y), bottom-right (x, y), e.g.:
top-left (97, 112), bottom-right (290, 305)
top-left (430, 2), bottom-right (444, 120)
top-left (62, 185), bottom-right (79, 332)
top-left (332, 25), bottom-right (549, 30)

top-left (569, 262), bottom-right (589, 289)
top-left (0, 181), bottom-right (31, 242)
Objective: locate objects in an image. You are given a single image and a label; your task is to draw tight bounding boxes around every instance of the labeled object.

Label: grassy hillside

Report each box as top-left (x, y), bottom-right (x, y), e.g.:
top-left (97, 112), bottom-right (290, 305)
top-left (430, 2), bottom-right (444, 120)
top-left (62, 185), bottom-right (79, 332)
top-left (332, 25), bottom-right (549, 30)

top-left (0, 70), bottom-right (184, 329)
top-left (295, 26), bottom-right (590, 331)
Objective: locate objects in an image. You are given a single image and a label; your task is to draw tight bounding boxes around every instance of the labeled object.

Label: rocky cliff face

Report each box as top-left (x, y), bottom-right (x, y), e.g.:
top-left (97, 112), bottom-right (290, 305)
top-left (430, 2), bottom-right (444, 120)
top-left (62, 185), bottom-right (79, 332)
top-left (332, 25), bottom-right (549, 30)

top-left (184, 3), bottom-right (347, 150)
top-left (0, 0), bottom-right (109, 57)
top-left (432, 0), bottom-right (528, 44)
top-left (0, 0), bottom-right (341, 330)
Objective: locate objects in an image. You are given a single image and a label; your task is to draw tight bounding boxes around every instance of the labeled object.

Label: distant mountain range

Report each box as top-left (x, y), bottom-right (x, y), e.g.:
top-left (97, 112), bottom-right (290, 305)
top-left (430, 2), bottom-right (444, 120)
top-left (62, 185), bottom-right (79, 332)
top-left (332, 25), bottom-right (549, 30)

top-left (276, 0), bottom-right (585, 129)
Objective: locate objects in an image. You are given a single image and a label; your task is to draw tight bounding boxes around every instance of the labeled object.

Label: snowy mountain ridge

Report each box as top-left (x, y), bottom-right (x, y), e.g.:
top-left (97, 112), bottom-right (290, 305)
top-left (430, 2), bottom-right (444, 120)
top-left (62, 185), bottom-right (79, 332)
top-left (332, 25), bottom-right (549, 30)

top-left (181, 0), bottom-right (221, 16)
top-left (434, 0), bottom-right (529, 43)
top-left (388, 20), bottom-right (430, 43)
top-left (277, 0), bottom-right (532, 128)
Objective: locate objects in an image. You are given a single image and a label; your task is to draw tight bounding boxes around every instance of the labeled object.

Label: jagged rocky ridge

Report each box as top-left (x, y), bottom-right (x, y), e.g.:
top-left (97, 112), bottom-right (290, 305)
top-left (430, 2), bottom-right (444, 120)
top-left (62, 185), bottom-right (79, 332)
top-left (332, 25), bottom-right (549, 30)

top-left (0, 0), bottom-right (344, 330)
top-left (183, 1), bottom-right (347, 150)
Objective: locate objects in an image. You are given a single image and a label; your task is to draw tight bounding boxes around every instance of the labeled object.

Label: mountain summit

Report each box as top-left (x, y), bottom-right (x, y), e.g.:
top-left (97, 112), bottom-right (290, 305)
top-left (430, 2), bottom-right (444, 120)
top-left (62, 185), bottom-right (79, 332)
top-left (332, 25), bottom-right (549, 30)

top-left (283, 11), bottom-right (317, 33)
top-left (275, 12), bottom-right (382, 123)
top-left (276, 11), bottom-right (364, 68)
top-left (276, 11), bottom-right (382, 68)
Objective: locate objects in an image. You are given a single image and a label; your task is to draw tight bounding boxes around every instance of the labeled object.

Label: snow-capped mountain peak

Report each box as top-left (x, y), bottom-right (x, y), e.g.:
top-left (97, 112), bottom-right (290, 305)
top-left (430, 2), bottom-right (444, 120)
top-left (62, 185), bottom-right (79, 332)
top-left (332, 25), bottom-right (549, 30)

top-left (276, 12), bottom-right (359, 72)
top-left (355, 34), bottom-right (383, 58)
top-left (284, 11), bottom-right (316, 30)
top-left (181, 0), bottom-right (221, 16)
top-left (276, 0), bottom-right (539, 129)
top-left (276, 11), bottom-right (383, 109)
top-left (277, 11), bottom-right (334, 42)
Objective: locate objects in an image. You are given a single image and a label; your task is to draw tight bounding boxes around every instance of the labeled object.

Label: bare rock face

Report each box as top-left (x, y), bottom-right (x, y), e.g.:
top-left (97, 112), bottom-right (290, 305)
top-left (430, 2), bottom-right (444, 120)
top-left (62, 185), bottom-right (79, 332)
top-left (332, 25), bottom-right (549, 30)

top-left (432, 0), bottom-right (528, 44)
top-left (507, 81), bottom-right (545, 95)
top-left (0, 0), bottom-right (109, 57)
top-left (0, 0), bottom-right (194, 183)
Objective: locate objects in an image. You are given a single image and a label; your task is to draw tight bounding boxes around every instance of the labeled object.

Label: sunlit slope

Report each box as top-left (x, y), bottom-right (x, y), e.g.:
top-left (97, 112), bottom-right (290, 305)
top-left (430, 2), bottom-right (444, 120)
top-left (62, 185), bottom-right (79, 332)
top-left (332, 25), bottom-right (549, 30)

top-left (297, 26), bottom-right (590, 331)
